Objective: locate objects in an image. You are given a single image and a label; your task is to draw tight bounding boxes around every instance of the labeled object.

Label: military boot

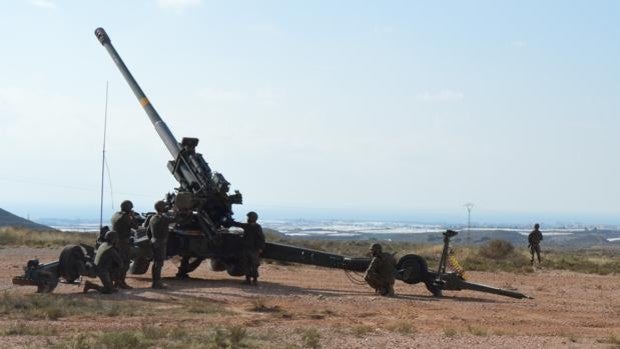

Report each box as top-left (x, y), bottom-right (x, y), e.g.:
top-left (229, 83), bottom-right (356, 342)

top-left (175, 272), bottom-right (189, 280)
top-left (115, 280), bottom-right (133, 290)
top-left (82, 280), bottom-right (96, 293)
top-left (151, 281), bottom-right (167, 289)
top-left (251, 277), bottom-right (258, 286)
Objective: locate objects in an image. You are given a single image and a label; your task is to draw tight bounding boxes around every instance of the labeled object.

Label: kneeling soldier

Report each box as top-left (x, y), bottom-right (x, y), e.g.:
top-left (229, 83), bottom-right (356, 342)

top-left (364, 243), bottom-right (396, 297)
top-left (83, 231), bottom-right (123, 294)
top-left (149, 200), bottom-right (177, 289)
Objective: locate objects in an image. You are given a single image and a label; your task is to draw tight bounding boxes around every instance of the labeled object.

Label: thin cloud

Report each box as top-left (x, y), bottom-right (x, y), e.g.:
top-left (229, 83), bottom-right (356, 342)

top-left (417, 90), bottom-right (464, 103)
top-left (30, 0), bottom-right (56, 8)
top-left (157, 0), bottom-right (202, 11)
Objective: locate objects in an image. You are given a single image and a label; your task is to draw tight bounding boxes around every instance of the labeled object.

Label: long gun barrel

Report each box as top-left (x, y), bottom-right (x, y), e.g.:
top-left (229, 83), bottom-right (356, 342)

top-left (95, 28), bottom-right (180, 159)
top-left (95, 28), bottom-right (242, 236)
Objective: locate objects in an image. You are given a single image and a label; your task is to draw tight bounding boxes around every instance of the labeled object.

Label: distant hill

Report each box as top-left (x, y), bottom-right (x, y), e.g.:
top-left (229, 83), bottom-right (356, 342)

top-left (0, 208), bottom-right (55, 230)
top-left (283, 228), bottom-right (620, 249)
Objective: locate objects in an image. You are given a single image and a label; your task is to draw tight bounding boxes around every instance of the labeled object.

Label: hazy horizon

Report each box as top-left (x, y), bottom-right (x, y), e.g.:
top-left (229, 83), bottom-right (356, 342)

top-left (5, 203), bottom-right (620, 227)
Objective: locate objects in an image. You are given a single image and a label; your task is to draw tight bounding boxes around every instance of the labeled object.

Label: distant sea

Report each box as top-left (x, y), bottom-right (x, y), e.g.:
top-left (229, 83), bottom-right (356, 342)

top-left (36, 218), bottom-right (600, 238)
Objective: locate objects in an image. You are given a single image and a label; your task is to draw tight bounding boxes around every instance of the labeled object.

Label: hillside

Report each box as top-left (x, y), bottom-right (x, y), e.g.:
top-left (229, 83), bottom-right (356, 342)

top-left (281, 229), bottom-right (620, 249)
top-left (0, 208), bottom-right (54, 230)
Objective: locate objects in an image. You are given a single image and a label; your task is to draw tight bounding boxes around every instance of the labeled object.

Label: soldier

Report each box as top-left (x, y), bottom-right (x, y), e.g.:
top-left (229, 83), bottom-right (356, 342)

top-left (83, 231), bottom-right (123, 294)
top-left (149, 200), bottom-right (177, 289)
top-left (232, 211), bottom-right (265, 285)
top-left (528, 223), bottom-right (543, 265)
top-left (110, 200), bottom-right (138, 289)
top-left (364, 243), bottom-right (396, 297)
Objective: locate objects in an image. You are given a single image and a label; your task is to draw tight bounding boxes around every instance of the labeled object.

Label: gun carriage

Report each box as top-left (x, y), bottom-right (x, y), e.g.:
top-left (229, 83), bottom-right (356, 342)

top-left (12, 28), bottom-right (529, 300)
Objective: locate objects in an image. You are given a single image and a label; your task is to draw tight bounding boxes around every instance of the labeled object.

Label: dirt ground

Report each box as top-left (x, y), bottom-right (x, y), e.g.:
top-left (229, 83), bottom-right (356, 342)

top-left (0, 247), bottom-right (619, 348)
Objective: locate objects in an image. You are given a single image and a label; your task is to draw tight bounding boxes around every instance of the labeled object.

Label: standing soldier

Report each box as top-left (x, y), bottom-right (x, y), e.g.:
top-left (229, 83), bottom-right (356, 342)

top-left (110, 200), bottom-right (137, 289)
top-left (83, 231), bottom-right (123, 294)
top-left (528, 223), bottom-right (544, 265)
top-left (232, 211), bottom-right (265, 285)
top-left (149, 200), bottom-right (176, 289)
top-left (364, 243), bottom-right (396, 297)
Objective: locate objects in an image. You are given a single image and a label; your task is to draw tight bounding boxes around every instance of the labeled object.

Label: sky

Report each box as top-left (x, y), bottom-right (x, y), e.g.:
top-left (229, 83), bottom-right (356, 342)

top-left (0, 0), bottom-right (619, 225)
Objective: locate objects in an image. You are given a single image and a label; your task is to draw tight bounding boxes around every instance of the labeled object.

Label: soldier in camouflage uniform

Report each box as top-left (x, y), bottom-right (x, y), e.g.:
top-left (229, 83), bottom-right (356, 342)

top-left (83, 231), bottom-right (123, 294)
top-left (528, 223), bottom-right (543, 265)
top-left (364, 243), bottom-right (396, 297)
top-left (232, 211), bottom-right (265, 285)
top-left (149, 200), bottom-right (177, 289)
top-left (110, 200), bottom-right (138, 289)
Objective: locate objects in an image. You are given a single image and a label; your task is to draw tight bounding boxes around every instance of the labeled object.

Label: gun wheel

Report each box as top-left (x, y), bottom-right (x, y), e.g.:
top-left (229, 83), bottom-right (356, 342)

top-left (396, 254), bottom-right (429, 284)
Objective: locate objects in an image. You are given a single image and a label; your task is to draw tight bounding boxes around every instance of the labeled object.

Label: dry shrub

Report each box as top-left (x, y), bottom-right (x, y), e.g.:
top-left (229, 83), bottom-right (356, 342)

top-left (479, 240), bottom-right (514, 259)
top-left (300, 328), bottom-right (321, 349)
top-left (249, 298), bottom-right (280, 313)
top-left (0, 227), bottom-right (94, 248)
top-left (0, 292), bottom-right (144, 320)
top-left (0, 321), bottom-right (57, 336)
top-left (385, 320), bottom-right (415, 335)
top-left (351, 325), bottom-right (373, 337)
top-left (467, 325), bottom-right (487, 336)
top-left (443, 328), bottom-right (457, 337)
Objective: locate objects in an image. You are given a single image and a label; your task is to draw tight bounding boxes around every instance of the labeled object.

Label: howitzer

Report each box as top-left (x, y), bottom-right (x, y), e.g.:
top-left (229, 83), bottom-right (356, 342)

top-left (13, 28), bottom-right (529, 301)
top-left (397, 230), bottom-right (531, 299)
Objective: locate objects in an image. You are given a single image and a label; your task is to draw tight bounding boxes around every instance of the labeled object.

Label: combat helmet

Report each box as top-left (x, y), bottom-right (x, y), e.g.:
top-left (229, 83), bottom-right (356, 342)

top-left (154, 200), bottom-right (166, 212)
top-left (247, 211), bottom-right (258, 220)
top-left (370, 243), bottom-right (382, 253)
top-left (120, 200), bottom-right (133, 212)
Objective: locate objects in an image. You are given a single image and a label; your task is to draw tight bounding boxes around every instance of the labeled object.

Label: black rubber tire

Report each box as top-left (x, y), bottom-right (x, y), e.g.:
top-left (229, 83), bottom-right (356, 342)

top-left (226, 263), bottom-right (245, 277)
top-left (396, 254), bottom-right (430, 284)
top-left (129, 258), bottom-right (151, 275)
top-left (210, 259), bottom-right (226, 272)
top-left (184, 258), bottom-right (203, 273)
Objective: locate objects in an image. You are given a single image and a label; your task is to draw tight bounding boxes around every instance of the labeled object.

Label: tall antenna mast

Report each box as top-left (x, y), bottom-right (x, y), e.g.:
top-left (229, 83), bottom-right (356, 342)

top-left (99, 81), bottom-right (109, 230)
top-left (464, 202), bottom-right (474, 244)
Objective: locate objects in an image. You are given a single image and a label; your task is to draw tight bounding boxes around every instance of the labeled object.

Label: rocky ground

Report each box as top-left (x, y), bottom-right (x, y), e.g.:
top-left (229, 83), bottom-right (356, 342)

top-left (0, 247), bottom-right (618, 348)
